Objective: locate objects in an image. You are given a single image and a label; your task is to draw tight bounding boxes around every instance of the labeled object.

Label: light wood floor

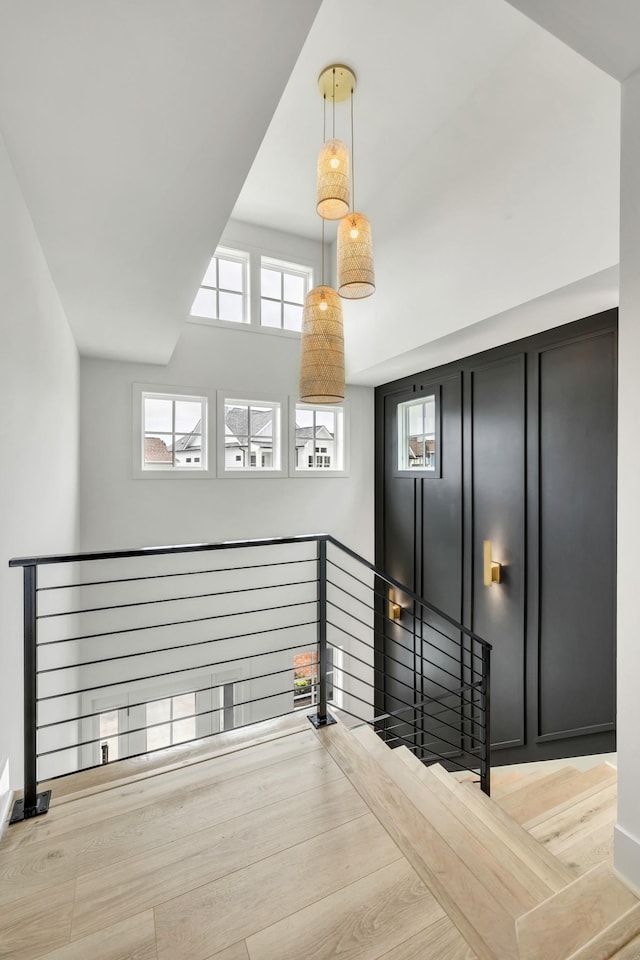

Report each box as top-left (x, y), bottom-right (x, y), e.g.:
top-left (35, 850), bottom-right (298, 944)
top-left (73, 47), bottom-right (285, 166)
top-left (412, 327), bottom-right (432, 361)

top-left (0, 715), bottom-right (622, 960)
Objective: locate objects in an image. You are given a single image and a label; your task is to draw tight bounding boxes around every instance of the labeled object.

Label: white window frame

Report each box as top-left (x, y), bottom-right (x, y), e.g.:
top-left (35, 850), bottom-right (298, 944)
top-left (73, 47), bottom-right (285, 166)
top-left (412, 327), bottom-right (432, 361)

top-left (289, 400), bottom-right (350, 478)
top-left (218, 390), bottom-right (287, 478)
top-left (132, 383), bottom-right (215, 479)
top-left (395, 391), bottom-right (441, 478)
top-left (260, 256), bottom-right (312, 333)
top-left (189, 246), bottom-right (250, 326)
top-left (188, 240), bottom-right (316, 340)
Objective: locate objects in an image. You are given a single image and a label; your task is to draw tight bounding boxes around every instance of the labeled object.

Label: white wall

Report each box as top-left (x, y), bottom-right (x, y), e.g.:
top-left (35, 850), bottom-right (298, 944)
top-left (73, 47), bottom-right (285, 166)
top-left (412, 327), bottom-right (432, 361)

top-left (79, 218), bottom-right (373, 558)
top-left (0, 133), bottom-right (80, 790)
top-left (80, 322), bottom-right (373, 556)
top-left (615, 68), bottom-right (640, 891)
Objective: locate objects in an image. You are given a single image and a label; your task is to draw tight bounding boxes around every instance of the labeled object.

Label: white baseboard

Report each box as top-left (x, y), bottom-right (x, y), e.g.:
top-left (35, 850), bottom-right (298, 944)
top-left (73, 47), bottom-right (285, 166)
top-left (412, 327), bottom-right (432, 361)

top-left (614, 823), bottom-right (640, 894)
top-left (0, 758), bottom-right (12, 839)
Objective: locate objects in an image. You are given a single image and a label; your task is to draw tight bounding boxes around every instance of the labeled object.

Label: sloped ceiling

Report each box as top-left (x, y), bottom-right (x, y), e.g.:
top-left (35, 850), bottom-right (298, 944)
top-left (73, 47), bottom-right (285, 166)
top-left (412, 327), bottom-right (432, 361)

top-left (0, 0), bottom-right (321, 362)
top-left (0, 0), bottom-right (624, 380)
top-left (233, 0), bottom-right (620, 384)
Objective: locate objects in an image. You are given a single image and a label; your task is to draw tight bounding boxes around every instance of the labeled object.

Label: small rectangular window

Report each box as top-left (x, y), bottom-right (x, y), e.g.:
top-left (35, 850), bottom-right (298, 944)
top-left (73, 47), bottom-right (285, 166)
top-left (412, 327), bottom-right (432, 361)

top-left (221, 397), bottom-right (282, 473)
top-left (190, 247), bottom-right (248, 324)
top-left (294, 404), bottom-right (345, 473)
top-left (397, 393), bottom-right (440, 475)
top-left (260, 257), bottom-right (312, 332)
top-left (142, 392), bottom-right (207, 471)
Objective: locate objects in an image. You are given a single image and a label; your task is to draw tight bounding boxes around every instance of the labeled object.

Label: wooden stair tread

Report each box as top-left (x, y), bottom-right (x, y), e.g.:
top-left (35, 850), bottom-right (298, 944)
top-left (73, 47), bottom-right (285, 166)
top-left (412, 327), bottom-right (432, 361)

top-left (316, 722), bottom-right (521, 960)
top-left (530, 783), bottom-right (618, 854)
top-left (516, 861), bottom-right (639, 960)
top-left (498, 767), bottom-right (582, 823)
top-left (523, 764), bottom-right (617, 829)
top-left (393, 751), bottom-right (575, 892)
top-left (487, 766), bottom-right (562, 799)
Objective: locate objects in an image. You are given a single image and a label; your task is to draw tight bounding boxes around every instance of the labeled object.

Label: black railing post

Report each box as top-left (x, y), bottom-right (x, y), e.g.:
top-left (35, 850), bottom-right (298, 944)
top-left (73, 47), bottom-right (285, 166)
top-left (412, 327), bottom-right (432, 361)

top-left (480, 642), bottom-right (491, 796)
top-left (10, 563), bottom-right (51, 823)
top-left (309, 538), bottom-right (336, 729)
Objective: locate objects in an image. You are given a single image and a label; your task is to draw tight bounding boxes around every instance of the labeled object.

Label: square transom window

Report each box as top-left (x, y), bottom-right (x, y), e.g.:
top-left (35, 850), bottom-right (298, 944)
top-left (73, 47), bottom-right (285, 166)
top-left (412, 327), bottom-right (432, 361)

top-left (260, 258), bottom-right (312, 332)
top-left (143, 393), bottom-right (207, 471)
top-left (223, 398), bottom-right (281, 471)
top-left (295, 404), bottom-right (344, 471)
top-left (397, 395), bottom-right (438, 472)
top-left (191, 248), bottom-right (248, 324)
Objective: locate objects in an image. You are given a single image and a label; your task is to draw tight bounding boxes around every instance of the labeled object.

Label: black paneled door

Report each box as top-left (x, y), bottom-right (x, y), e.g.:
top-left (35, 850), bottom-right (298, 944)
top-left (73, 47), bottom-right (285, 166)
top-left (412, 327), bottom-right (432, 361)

top-left (375, 311), bottom-right (616, 764)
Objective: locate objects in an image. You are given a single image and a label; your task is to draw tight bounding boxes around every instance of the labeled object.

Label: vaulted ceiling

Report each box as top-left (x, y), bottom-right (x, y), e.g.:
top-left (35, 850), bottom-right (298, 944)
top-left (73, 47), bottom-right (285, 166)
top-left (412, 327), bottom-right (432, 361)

top-left (0, 1), bottom-right (631, 382)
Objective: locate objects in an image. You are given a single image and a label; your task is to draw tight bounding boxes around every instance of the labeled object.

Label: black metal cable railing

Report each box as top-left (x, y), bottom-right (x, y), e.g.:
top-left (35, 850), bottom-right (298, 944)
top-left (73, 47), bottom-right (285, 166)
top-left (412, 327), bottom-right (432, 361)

top-left (8, 533), bottom-right (491, 824)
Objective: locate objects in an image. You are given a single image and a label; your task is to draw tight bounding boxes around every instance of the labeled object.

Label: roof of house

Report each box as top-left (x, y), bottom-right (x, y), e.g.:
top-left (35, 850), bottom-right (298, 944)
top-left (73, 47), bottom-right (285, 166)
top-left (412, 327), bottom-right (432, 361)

top-left (144, 437), bottom-right (172, 462)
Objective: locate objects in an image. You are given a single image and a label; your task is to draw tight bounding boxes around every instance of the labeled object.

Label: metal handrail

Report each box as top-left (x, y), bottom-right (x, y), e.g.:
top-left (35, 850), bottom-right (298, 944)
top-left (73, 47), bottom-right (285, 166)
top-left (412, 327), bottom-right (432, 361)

top-left (9, 532), bottom-right (491, 824)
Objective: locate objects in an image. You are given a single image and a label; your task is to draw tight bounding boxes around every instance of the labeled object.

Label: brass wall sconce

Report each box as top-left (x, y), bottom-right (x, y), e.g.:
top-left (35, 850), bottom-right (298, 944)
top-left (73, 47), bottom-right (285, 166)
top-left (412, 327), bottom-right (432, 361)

top-left (388, 589), bottom-right (402, 620)
top-left (483, 541), bottom-right (502, 586)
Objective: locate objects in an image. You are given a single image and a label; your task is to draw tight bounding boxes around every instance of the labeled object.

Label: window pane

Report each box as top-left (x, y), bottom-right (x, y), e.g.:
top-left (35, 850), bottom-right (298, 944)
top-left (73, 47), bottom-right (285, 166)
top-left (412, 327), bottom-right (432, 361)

top-left (144, 398), bottom-right (172, 433)
top-left (172, 717), bottom-right (196, 744)
top-left (218, 257), bottom-right (243, 292)
top-left (173, 436), bottom-right (203, 466)
top-left (147, 699), bottom-right (170, 725)
top-left (173, 692), bottom-right (195, 720)
top-left (218, 291), bottom-right (244, 323)
top-left (261, 268), bottom-right (281, 300)
top-left (296, 409), bottom-right (314, 430)
top-left (251, 405), bottom-right (273, 438)
top-left (175, 400), bottom-right (202, 434)
top-left (315, 410), bottom-right (335, 435)
top-left (144, 434), bottom-right (173, 464)
top-left (408, 403), bottom-right (424, 437)
top-left (201, 257), bottom-right (217, 288)
top-left (283, 303), bottom-right (303, 332)
top-left (225, 404), bottom-right (249, 435)
top-left (284, 273), bottom-right (305, 304)
top-left (261, 298), bottom-right (281, 328)
top-left (147, 724), bottom-right (171, 751)
top-left (191, 287), bottom-right (218, 319)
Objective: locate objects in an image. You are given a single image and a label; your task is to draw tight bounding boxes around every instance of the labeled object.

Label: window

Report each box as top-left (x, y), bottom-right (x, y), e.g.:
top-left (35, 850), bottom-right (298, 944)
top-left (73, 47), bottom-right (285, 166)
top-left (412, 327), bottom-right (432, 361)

top-left (220, 396), bottom-right (283, 473)
top-left (293, 403), bottom-right (346, 474)
top-left (141, 391), bottom-right (207, 471)
top-left (293, 652), bottom-right (318, 708)
top-left (146, 692), bottom-right (196, 751)
top-left (396, 392), bottom-right (440, 476)
top-left (260, 258), bottom-right (312, 332)
top-left (190, 247), bottom-right (248, 324)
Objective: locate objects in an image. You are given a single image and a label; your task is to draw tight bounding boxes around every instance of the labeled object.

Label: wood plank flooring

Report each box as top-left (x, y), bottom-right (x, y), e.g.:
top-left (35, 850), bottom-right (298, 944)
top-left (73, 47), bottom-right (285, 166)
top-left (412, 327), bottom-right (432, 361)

top-left (0, 715), bottom-right (628, 960)
top-left (0, 718), bottom-right (473, 960)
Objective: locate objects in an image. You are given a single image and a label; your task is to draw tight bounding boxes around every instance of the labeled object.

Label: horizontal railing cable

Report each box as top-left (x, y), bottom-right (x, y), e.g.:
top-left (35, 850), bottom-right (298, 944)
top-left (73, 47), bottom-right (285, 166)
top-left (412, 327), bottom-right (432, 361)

top-left (37, 578), bottom-right (318, 619)
top-left (36, 630), bottom-right (318, 701)
top-left (37, 557), bottom-right (315, 592)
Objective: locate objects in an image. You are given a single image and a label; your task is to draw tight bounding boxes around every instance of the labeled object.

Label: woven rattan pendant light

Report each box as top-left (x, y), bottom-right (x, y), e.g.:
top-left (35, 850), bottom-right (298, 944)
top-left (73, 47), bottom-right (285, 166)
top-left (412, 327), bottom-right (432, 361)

top-left (299, 218), bottom-right (345, 404)
top-left (338, 82), bottom-right (375, 298)
top-left (316, 66), bottom-right (353, 221)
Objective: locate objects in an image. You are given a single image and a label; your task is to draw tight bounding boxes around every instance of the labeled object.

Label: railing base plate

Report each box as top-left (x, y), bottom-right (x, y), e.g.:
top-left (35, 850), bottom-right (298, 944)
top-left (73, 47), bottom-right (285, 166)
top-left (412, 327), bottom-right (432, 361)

top-left (308, 712), bottom-right (337, 729)
top-left (9, 790), bottom-right (51, 824)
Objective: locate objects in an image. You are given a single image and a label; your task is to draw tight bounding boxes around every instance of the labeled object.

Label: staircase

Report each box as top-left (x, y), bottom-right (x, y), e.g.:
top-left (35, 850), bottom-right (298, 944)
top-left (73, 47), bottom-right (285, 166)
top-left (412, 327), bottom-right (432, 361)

top-left (315, 720), bottom-right (638, 960)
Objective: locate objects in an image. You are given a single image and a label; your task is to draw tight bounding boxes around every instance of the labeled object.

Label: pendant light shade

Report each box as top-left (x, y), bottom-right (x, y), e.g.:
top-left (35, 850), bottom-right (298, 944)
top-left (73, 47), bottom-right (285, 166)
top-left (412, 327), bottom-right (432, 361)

top-left (316, 139), bottom-right (350, 220)
top-left (299, 286), bottom-right (345, 404)
top-left (337, 211), bottom-right (375, 299)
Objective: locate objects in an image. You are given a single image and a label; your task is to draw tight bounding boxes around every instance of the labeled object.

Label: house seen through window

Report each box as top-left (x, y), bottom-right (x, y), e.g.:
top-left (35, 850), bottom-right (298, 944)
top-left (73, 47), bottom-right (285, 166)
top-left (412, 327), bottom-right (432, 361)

top-left (295, 404), bottom-right (344, 471)
top-left (143, 393), bottom-right (207, 470)
top-left (223, 399), bottom-right (281, 471)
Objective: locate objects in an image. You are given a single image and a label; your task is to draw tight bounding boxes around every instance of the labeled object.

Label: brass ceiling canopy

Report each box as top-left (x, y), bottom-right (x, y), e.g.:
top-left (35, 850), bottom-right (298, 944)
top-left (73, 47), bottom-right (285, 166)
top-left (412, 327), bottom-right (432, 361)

top-left (317, 64), bottom-right (357, 102)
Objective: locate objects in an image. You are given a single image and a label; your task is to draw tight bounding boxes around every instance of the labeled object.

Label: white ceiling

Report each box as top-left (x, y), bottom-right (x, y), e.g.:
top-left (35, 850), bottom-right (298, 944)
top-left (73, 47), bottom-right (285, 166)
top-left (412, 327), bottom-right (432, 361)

top-left (0, 0), bottom-right (321, 362)
top-left (0, 0), bottom-right (629, 380)
top-left (506, 0), bottom-right (640, 81)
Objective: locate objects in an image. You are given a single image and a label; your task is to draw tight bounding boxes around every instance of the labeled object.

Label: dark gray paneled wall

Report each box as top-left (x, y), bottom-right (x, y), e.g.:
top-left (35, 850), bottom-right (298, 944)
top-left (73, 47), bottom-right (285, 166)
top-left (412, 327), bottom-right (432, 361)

top-left (375, 312), bottom-right (616, 764)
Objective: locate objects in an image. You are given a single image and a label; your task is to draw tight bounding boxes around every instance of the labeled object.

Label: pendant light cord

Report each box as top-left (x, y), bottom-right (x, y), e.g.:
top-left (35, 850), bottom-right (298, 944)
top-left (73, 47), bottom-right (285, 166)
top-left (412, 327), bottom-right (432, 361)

top-left (350, 85), bottom-right (355, 212)
top-left (321, 218), bottom-right (325, 285)
top-left (323, 94), bottom-right (326, 144)
top-left (332, 68), bottom-right (336, 139)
